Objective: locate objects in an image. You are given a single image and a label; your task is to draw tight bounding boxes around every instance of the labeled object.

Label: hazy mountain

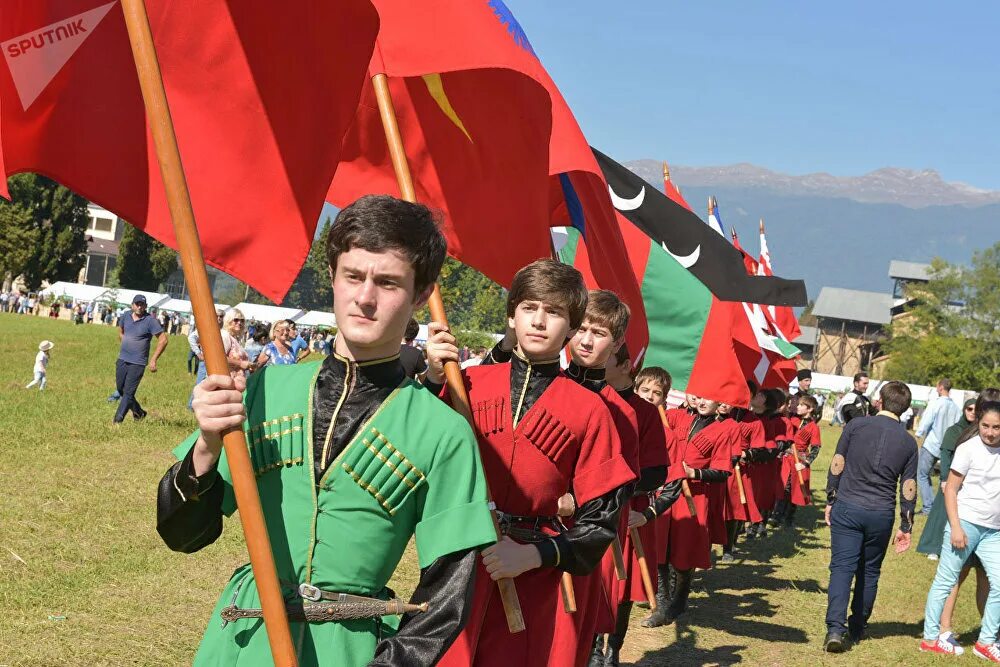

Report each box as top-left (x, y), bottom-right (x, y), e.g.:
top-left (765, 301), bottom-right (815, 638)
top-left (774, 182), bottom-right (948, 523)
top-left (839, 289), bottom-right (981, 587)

top-left (627, 160), bottom-right (1000, 208)
top-left (623, 160), bottom-right (1000, 299)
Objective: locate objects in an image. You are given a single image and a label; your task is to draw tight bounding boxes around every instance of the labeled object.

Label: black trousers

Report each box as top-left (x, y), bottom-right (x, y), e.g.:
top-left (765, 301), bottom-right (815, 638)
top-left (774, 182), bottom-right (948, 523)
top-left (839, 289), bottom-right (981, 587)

top-left (114, 359), bottom-right (146, 422)
top-left (825, 500), bottom-right (894, 635)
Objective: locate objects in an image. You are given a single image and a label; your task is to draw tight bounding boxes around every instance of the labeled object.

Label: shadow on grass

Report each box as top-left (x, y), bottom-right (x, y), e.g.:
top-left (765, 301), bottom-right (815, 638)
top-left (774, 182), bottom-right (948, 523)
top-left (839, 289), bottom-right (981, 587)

top-left (628, 623), bottom-right (748, 666)
top-left (864, 620), bottom-right (922, 640)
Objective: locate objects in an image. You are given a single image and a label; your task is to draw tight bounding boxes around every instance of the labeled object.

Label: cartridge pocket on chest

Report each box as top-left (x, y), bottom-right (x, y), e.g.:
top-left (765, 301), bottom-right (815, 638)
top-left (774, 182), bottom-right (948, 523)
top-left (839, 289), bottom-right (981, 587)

top-left (339, 428), bottom-right (426, 516)
top-left (520, 408), bottom-right (574, 465)
top-left (247, 413), bottom-right (306, 477)
top-left (472, 397), bottom-right (506, 436)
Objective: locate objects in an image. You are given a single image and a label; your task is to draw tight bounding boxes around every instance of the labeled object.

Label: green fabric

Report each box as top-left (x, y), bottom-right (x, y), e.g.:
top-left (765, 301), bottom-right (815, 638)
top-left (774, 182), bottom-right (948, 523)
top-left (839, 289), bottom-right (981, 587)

top-left (939, 416), bottom-right (974, 475)
top-left (173, 361), bottom-right (496, 666)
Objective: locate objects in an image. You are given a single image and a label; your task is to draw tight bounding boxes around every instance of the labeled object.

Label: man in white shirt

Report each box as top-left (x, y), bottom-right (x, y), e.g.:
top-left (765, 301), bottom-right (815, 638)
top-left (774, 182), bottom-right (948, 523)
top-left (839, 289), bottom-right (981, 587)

top-left (915, 379), bottom-right (962, 514)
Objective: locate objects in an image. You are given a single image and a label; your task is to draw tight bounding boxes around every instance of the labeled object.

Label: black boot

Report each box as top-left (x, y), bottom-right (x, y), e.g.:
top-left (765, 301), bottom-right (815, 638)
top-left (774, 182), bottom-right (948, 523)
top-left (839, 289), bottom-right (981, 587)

top-left (784, 505), bottom-right (797, 528)
top-left (768, 500), bottom-right (787, 526)
top-left (586, 635), bottom-right (606, 667)
top-left (605, 602), bottom-right (631, 666)
top-left (662, 568), bottom-right (693, 625)
top-left (721, 521), bottom-right (740, 562)
top-left (640, 565), bottom-right (672, 627)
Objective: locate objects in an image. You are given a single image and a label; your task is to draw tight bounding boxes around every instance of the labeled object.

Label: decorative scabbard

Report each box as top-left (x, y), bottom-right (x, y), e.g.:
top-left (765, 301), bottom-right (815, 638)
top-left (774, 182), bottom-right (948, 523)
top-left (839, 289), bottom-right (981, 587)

top-left (734, 463), bottom-right (748, 506)
top-left (611, 537), bottom-right (627, 581)
top-left (221, 598), bottom-right (429, 624)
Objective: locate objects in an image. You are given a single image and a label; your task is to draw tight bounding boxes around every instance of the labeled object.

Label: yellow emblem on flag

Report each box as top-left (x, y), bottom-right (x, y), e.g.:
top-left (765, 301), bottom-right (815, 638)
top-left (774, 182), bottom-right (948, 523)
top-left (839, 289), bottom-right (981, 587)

top-left (422, 73), bottom-right (472, 142)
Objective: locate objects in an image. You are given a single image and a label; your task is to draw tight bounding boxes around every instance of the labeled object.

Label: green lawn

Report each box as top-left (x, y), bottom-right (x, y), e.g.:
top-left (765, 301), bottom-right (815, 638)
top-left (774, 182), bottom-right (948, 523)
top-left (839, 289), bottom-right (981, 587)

top-left (0, 312), bottom-right (985, 665)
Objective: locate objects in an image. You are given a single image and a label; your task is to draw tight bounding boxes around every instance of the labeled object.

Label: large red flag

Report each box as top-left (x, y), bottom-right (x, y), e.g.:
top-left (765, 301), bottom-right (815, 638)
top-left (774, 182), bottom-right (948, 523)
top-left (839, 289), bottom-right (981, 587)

top-left (329, 0), bottom-right (557, 287)
top-left (329, 0), bottom-right (648, 356)
top-left (757, 222), bottom-right (803, 342)
top-left (1, 0), bottom-right (379, 302)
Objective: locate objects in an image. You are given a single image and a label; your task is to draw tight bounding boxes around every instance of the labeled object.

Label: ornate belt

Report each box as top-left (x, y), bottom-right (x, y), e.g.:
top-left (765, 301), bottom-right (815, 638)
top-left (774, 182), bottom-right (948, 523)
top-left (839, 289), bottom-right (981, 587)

top-left (493, 507), bottom-right (561, 543)
top-left (220, 582), bottom-right (428, 626)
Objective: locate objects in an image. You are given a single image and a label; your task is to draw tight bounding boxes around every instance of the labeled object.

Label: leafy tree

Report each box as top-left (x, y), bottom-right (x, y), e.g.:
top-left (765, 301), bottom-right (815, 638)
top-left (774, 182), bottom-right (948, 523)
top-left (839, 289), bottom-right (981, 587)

top-left (0, 204), bottom-right (39, 284)
top-left (113, 223), bottom-right (178, 291)
top-left (282, 218), bottom-right (333, 311)
top-left (885, 244), bottom-right (1000, 388)
top-left (3, 174), bottom-right (90, 289)
top-left (414, 258), bottom-right (507, 334)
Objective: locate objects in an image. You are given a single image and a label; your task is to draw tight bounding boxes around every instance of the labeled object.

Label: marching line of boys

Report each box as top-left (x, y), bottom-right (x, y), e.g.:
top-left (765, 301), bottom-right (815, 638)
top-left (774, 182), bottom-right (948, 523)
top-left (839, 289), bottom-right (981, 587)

top-left (156, 195), bottom-right (821, 667)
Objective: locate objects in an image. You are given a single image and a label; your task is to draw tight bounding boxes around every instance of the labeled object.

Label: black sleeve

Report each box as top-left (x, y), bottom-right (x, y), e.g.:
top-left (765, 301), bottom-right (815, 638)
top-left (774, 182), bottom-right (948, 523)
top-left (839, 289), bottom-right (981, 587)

top-left (369, 549), bottom-right (478, 667)
top-left (743, 447), bottom-right (772, 463)
top-left (635, 465), bottom-right (667, 495)
top-left (156, 448), bottom-right (224, 553)
top-left (643, 480), bottom-right (683, 521)
top-left (899, 447), bottom-right (918, 533)
top-left (422, 378), bottom-right (445, 397)
top-left (534, 485), bottom-right (628, 576)
top-left (826, 424), bottom-right (853, 505)
top-left (691, 468), bottom-right (731, 483)
top-left (482, 341), bottom-right (512, 366)
top-left (805, 445), bottom-right (821, 466)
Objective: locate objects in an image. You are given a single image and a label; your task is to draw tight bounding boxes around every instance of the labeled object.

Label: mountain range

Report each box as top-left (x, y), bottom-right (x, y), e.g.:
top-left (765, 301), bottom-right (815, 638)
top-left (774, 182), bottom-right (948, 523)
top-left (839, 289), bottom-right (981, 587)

top-left (622, 160), bottom-right (1000, 300)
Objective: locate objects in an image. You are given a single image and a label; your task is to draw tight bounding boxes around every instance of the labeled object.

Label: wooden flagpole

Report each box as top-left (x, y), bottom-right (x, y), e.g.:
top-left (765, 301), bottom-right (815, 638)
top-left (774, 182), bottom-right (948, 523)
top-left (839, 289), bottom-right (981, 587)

top-left (118, 1), bottom-right (298, 664)
top-left (370, 73), bottom-right (525, 633)
top-left (629, 527), bottom-right (656, 610)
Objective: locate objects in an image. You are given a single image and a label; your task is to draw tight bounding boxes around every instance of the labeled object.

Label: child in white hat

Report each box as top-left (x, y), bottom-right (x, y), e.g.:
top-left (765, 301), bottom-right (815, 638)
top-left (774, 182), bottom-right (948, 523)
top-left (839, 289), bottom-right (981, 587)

top-left (26, 340), bottom-right (53, 391)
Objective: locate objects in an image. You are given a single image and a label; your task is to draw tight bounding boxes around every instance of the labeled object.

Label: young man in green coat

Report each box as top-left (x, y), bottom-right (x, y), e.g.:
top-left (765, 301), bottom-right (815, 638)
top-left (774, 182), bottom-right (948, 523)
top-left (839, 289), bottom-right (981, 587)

top-left (156, 195), bottom-right (497, 666)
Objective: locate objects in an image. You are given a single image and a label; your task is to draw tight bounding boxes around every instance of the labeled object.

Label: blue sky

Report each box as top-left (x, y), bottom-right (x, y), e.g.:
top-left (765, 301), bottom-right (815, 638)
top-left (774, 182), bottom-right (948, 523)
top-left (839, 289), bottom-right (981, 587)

top-left (505, 1), bottom-right (1000, 189)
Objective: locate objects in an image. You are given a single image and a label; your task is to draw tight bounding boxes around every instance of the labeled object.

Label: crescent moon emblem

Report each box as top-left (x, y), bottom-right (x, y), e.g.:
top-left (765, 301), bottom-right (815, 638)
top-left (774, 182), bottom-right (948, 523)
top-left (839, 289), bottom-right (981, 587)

top-left (662, 242), bottom-right (700, 269)
top-left (609, 184), bottom-right (645, 211)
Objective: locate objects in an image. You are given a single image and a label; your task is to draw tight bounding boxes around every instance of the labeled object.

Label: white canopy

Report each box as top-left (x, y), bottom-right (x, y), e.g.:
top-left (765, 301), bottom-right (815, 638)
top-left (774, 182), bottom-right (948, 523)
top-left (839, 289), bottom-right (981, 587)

top-left (231, 302), bottom-right (304, 324)
top-left (97, 287), bottom-right (170, 308)
top-left (40, 281), bottom-right (107, 302)
top-left (295, 310), bottom-right (337, 328)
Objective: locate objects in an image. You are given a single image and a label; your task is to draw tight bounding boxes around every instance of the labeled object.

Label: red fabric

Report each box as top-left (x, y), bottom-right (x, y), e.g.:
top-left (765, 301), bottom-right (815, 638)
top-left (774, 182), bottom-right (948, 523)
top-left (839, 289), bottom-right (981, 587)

top-left (0, 0), bottom-right (377, 303)
top-left (726, 414), bottom-right (764, 523)
top-left (757, 234), bottom-right (803, 343)
top-left (440, 364), bottom-right (634, 667)
top-left (781, 419), bottom-right (821, 506)
top-left (662, 165), bottom-right (690, 210)
top-left (652, 427), bottom-right (680, 565)
top-left (732, 234), bottom-right (760, 275)
top-left (687, 299), bottom-right (754, 407)
top-left (667, 419), bottom-right (738, 571)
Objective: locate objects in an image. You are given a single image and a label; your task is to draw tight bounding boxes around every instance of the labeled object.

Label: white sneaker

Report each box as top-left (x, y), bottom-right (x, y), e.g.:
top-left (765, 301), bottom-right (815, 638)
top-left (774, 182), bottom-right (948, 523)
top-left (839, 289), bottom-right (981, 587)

top-left (941, 632), bottom-right (964, 654)
top-left (927, 554), bottom-right (939, 561)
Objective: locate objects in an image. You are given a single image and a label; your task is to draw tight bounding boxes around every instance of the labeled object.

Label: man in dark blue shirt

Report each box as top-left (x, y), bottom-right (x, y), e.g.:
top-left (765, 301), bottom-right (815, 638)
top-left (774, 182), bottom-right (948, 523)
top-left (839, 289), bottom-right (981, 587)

top-left (823, 380), bottom-right (918, 652)
top-left (114, 294), bottom-right (168, 424)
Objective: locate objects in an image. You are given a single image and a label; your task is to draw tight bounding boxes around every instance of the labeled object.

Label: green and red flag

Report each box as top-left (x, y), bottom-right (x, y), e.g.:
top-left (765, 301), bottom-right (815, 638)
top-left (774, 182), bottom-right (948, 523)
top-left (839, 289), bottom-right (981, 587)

top-left (0, 0), bottom-right (379, 303)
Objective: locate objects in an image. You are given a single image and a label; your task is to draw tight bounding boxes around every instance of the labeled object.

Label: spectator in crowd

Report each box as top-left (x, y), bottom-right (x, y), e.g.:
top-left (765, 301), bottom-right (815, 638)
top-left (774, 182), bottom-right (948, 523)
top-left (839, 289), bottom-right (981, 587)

top-left (460, 346), bottom-right (488, 369)
top-left (398, 317), bottom-right (427, 379)
top-left (186, 308), bottom-right (226, 409)
top-left (220, 308), bottom-right (252, 378)
top-left (286, 320), bottom-right (311, 363)
top-left (915, 379), bottom-right (962, 515)
top-left (823, 381), bottom-right (918, 652)
top-left (919, 400), bottom-right (1000, 661)
top-left (114, 295), bottom-right (168, 424)
top-left (0, 290), bottom-right (8, 312)
top-left (255, 320), bottom-right (298, 367)
top-left (243, 329), bottom-right (269, 369)
top-left (837, 373), bottom-right (878, 424)
top-left (918, 393), bottom-right (994, 652)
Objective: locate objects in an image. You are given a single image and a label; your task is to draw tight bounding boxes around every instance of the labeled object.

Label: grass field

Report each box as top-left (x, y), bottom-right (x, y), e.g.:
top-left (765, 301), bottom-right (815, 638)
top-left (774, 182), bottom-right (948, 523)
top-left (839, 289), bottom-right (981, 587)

top-left (0, 312), bottom-right (988, 666)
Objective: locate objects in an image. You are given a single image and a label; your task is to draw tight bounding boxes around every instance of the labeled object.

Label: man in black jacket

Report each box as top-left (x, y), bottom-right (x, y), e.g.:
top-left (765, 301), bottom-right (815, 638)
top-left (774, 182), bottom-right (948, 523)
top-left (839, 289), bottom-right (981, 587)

top-left (838, 373), bottom-right (879, 424)
top-left (823, 381), bottom-right (918, 652)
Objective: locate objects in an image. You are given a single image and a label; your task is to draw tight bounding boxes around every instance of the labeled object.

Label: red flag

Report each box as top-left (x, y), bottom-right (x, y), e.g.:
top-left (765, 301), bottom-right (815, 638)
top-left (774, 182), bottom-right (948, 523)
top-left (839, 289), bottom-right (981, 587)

top-left (757, 220), bottom-right (802, 341)
top-left (1, 0), bottom-right (379, 302)
top-left (732, 231), bottom-right (760, 275)
top-left (329, 0), bottom-right (647, 356)
top-left (329, 0), bottom-right (559, 287)
top-left (662, 161), bottom-right (690, 210)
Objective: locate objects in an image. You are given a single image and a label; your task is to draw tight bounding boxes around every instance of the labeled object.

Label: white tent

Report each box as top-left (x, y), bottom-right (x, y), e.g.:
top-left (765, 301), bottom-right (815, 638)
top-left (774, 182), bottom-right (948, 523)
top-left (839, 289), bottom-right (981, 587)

top-left (231, 302), bottom-right (304, 323)
top-left (295, 310), bottom-right (337, 328)
top-left (40, 281), bottom-right (107, 302)
top-left (97, 287), bottom-right (170, 308)
top-left (157, 298), bottom-right (231, 315)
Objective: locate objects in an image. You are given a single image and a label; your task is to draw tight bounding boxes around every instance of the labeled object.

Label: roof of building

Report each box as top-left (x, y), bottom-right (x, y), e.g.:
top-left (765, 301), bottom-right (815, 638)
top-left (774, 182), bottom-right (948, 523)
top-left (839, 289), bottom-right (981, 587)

top-left (889, 260), bottom-right (931, 282)
top-left (87, 236), bottom-right (119, 256)
top-left (812, 287), bottom-right (893, 325)
top-left (793, 325), bottom-right (818, 346)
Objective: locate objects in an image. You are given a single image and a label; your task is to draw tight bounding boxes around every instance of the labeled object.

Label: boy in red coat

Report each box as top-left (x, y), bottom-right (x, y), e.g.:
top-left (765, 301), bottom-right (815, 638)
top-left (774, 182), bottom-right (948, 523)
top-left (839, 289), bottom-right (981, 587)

top-left (644, 396), bottom-right (738, 627)
top-left (425, 260), bottom-right (635, 667)
top-left (772, 394), bottom-right (822, 527)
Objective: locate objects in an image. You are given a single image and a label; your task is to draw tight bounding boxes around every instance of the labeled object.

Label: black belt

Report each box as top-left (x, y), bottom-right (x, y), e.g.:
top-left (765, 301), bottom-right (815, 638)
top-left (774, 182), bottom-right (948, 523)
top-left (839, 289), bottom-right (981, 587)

top-left (492, 507), bottom-right (561, 543)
